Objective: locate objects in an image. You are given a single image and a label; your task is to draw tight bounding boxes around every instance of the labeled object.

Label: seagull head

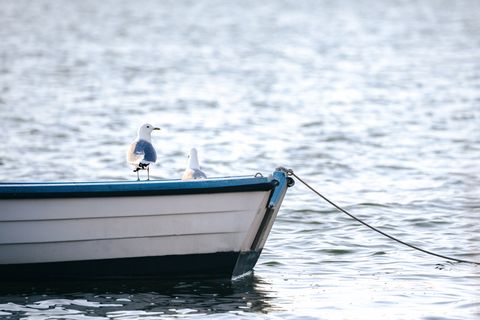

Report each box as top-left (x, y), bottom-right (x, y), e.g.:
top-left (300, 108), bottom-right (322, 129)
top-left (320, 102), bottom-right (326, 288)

top-left (187, 148), bottom-right (200, 169)
top-left (137, 123), bottom-right (160, 140)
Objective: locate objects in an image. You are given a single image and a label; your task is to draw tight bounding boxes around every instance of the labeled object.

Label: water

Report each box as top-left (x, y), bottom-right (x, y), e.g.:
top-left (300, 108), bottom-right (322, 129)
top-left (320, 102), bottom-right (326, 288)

top-left (0, 0), bottom-right (479, 318)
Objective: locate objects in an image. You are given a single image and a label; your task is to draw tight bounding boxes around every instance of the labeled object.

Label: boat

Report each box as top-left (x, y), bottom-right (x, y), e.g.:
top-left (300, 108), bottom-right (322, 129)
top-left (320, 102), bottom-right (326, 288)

top-left (0, 168), bottom-right (293, 280)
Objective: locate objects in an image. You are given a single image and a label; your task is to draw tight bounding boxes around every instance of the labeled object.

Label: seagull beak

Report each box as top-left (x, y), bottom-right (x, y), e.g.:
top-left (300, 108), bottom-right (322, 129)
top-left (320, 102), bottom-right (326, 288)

top-left (153, 127), bottom-right (161, 131)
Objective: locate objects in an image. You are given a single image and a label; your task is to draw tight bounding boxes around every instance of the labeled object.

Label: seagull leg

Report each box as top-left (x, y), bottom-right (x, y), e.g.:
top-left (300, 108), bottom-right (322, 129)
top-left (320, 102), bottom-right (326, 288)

top-left (147, 166), bottom-right (150, 180)
top-left (136, 169), bottom-right (140, 181)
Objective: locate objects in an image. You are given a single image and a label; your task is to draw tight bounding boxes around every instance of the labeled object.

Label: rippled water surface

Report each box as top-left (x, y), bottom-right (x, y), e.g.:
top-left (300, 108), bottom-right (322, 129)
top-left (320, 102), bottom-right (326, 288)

top-left (1, 0), bottom-right (479, 319)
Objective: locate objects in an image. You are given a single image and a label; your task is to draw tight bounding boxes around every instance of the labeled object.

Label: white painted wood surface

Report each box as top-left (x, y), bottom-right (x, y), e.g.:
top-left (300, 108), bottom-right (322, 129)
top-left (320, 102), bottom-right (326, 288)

top-left (0, 191), bottom-right (271, 264)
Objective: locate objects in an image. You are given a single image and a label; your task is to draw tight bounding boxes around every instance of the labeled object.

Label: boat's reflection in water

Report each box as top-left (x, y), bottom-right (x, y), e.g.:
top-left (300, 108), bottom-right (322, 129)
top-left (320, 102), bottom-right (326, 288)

top-left (0, 274), bottom-right (278, 318)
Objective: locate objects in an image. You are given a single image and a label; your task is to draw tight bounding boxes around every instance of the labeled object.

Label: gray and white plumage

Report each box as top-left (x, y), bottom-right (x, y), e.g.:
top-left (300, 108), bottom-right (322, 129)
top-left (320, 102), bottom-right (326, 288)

top-left (182, 148), bottom-right (207, 180)
top-left (127, 123), bottom-right (160, 180)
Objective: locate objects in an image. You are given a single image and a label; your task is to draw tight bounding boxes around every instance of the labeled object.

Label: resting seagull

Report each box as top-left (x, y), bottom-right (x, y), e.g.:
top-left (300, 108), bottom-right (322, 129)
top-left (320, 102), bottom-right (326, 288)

top-left (182, 148), bottom-right (207, 180)
top-left (127, 123), bottom-right (160, 180)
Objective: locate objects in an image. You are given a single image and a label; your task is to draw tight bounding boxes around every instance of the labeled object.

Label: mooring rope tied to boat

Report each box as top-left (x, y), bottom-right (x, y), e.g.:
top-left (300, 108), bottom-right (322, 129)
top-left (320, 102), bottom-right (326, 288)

top-left (278, 167), bottom-right (480, 266)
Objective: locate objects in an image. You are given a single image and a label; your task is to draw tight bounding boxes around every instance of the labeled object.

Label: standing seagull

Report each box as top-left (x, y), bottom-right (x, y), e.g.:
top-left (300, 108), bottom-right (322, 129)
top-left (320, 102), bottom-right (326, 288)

top-left (182, 148), bottom-right (207, 180)
top-left (127, 123), bottom-right (160, 180)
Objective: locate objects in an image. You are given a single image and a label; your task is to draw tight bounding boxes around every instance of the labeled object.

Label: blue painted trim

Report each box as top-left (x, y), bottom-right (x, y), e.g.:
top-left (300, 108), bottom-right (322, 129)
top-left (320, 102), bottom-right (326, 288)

top-left (0, 176), bottom-right (276, 199)
top-left (249, 169), bottom-right (290, 250)
top-left (268, 170), bottom-right (289, 209)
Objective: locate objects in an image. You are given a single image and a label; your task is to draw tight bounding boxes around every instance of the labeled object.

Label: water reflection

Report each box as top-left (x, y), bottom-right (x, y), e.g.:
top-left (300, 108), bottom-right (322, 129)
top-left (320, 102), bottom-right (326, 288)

top-left (0, 275), bottom-right (277, 319)
top-left (1, 0), bottom-right (480, 318)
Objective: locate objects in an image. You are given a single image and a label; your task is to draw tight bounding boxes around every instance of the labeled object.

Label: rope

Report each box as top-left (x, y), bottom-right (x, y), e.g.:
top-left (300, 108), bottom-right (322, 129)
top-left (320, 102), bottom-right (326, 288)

top-left (280, 168), bottom-right (480, 266)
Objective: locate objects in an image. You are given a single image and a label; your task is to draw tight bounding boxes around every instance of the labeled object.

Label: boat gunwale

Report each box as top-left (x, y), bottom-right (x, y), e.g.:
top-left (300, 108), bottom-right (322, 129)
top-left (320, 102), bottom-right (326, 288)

top-left (0, 176), bottom-right (276, 199)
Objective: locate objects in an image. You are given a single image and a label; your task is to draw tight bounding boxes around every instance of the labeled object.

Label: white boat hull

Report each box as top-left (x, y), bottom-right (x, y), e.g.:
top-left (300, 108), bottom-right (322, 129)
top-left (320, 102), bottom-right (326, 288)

top-left (0, 170), bottom-right (292, 279)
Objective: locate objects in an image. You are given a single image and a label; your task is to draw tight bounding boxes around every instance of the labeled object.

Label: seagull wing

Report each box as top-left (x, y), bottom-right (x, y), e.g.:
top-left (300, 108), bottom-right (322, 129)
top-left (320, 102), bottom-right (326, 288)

top-left (192, 168), bottom-right (207, 179)
top-left (140, 141), bottom-right (157, 163)
top-left (127, 141), bottom-right (144, 165)
top-left (127, 140), bottom-right (157, 165)
top-left (182, 168), bottom-right (207, 180)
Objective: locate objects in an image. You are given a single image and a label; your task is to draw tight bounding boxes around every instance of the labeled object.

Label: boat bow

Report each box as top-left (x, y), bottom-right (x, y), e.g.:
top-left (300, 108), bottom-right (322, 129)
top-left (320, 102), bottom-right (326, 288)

top-left (0, 169), bottom-right (292, 280)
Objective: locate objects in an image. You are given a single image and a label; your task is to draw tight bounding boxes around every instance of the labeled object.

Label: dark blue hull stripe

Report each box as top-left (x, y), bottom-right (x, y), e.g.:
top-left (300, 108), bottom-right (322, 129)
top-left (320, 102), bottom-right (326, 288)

top-left (0, 251), bottom-right (262, 280)
top-left (0, 177), bottom-right (275, 199)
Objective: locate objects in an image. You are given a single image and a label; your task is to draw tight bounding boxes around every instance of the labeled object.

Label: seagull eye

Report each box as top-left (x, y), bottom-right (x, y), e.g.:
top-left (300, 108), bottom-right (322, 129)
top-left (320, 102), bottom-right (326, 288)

top-left (146, 126), bottom-right (150, 128)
